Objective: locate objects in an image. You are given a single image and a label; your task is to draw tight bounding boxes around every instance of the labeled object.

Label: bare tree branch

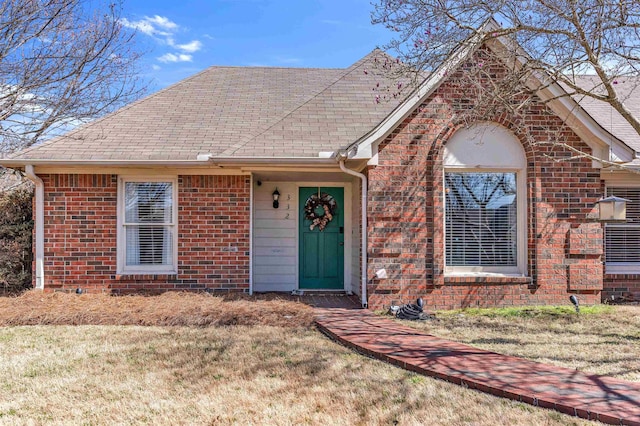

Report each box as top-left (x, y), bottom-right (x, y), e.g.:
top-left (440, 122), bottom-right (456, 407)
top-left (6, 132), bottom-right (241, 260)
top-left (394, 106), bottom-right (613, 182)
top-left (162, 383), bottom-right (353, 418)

top-left (372, 0), bottom-right (640, 146)
top-left (0, 0), bottom-right (145, 155)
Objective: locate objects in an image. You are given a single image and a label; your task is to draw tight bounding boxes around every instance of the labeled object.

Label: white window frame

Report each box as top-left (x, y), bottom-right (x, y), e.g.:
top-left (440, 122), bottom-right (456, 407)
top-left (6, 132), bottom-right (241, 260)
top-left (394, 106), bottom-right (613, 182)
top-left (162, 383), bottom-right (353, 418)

top-left (604, 186), bottom-right (640, 275)
top-left (117, 176), bottom-right (178, 275)
top-left (442, 122), bottom-right (527, 277)
top-left (444, 167), bottom-right (527, 275)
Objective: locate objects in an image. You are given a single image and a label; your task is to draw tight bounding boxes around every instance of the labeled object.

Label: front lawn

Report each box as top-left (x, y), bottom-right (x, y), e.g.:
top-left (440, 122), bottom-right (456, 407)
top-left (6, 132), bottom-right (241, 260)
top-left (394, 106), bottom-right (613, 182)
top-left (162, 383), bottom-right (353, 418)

top-left (0, 292), bottom-right (594, 425)
top-left (399, 304), bottom-right (640, 381)
top-left (1, 325), bottom-right (591, 425)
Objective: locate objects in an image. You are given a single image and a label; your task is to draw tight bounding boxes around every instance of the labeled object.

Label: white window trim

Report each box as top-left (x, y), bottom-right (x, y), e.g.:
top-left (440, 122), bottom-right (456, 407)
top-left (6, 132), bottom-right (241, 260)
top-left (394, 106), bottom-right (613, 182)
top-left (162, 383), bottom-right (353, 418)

top-left (443, 166), bottom-right (527, 276)
top-left (604, 185), bottom-right (640, 275)
top-left (117, 176), bottom-right (179, 275)
top-left (604, 222), bottom-right (640, 273)
top-left (605, 262), bottom-right (640, 275)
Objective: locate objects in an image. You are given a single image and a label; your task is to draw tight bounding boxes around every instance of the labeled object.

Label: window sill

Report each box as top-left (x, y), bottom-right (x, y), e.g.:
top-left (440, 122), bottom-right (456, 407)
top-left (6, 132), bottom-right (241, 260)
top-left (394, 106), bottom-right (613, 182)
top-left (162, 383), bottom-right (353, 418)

top-left (605, 266), bottom-right (640, 275)
top-left (444, 274), bottom-right (532, 285)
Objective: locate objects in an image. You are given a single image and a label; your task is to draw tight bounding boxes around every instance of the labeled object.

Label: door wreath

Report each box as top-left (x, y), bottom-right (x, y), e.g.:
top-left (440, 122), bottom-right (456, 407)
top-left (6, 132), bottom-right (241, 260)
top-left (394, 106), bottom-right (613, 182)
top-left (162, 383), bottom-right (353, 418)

top-left (304, 192), bottom-right (338, 231)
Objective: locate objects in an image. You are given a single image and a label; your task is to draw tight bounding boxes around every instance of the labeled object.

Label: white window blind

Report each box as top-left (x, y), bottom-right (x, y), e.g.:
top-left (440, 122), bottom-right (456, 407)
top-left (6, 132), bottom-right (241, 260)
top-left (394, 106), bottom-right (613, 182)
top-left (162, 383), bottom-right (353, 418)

top-left (123, 182), bottom-right (174, 267)
top-left (605, 187), bottom-right (640, 266)
top-left (445, 172), bottom-right (517, 266)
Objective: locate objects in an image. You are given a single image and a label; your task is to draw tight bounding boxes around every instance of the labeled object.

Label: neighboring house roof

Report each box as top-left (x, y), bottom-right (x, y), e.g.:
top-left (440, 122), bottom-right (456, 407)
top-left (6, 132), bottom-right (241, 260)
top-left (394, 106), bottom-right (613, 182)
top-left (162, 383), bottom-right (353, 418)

top-left (5, 50), bottom-right (405, 163)
top-left (572, 76), bottom-right (640, 153)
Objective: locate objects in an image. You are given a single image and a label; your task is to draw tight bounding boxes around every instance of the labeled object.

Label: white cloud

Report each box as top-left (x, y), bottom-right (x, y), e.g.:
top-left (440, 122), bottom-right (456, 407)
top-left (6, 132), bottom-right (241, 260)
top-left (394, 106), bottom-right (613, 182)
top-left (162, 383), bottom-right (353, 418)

top-left (146, 15), bottom-right (178, 31)
top-left (120, 15), bottom-right (179, 37)
top-left (152, 64), bottom-right (161, 71)
top-left (123, 14), bottom-right (204, 68)
top-left (120, 18), bottom-right (153, 35)
top-left (176, 40), bottom-right (202, 53)
top-left (158, 53), bottom-right (193, 63)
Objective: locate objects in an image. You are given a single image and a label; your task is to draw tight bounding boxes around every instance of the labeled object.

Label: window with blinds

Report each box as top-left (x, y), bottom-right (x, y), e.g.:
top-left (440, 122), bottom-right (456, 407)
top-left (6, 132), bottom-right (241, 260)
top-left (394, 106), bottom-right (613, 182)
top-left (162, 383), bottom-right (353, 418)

top-left (122, 181), bottom-right (175, 271)
top-left (445, 172), bottom-right (517, 267)
top-left (605, 187), bottom-right (640, 270)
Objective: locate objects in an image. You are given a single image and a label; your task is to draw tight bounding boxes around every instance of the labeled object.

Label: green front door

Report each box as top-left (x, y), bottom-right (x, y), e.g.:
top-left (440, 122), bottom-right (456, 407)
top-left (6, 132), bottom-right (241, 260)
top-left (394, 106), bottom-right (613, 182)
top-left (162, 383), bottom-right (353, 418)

top-left (299, 187), bottom-right (344, 289)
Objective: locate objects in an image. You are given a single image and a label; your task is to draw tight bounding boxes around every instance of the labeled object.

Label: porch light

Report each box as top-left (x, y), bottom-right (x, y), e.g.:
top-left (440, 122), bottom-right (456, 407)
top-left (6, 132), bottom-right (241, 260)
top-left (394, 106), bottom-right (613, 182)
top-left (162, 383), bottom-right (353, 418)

top-left (596, 196), bottom-right (630, 221)
top-left (272, 188), bottom-right (280, 209)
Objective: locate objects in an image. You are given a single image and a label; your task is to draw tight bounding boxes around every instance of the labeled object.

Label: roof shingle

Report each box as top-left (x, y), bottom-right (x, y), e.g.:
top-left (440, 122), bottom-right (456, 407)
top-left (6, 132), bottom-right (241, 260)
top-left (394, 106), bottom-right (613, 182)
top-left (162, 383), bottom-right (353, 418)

top-left (8, 50), bottom-right (640, 163)
top-left (9, 50), bottom-right (404, 162)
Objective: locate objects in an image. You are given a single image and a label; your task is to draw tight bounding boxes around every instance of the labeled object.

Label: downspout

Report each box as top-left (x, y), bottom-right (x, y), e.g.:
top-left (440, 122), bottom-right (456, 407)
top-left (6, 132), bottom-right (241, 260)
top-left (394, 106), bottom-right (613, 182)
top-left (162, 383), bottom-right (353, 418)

top-left (249, 173), bottom-right (254, 295)
top-left (24, 165), bottom-right (44, 290)
top-left (338, 160), bottom-right (368, 308)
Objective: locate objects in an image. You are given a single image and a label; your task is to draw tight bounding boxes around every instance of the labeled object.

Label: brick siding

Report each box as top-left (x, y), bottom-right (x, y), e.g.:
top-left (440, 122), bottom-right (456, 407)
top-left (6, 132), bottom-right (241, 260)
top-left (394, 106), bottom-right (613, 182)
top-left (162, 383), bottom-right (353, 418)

top-left (366, 48), bottom-right (604, 310)
top-left (39, 174), bottom-right (250, 293)
top-left (603, 275), bottom-right (640, 302)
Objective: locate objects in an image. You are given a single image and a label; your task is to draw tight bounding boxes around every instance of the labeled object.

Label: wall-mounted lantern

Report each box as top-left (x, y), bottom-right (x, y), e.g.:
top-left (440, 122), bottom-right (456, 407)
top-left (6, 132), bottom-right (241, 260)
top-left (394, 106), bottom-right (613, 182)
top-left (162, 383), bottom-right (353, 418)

top-left (272, 188), bottom-right (280, 209)
top-left (596, 196), bottom-right (631, 221)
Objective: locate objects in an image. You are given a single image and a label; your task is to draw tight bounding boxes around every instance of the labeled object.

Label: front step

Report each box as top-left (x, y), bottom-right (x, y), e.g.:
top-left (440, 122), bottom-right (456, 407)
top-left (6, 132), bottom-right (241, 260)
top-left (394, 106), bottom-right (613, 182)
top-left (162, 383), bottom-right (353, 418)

top-left (291, 289), bottom-right (351, 296)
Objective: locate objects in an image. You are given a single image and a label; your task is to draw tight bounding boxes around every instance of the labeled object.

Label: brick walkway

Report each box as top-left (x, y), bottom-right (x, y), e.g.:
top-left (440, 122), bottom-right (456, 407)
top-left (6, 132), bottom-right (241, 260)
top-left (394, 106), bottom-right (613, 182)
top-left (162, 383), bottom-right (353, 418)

top-left (315, 308), bottom-right (640, 425)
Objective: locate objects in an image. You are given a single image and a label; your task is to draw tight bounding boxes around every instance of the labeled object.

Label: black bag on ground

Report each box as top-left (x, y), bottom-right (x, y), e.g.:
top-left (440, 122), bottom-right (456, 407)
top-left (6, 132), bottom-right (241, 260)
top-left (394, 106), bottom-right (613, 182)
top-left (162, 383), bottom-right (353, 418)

top-left (395, 298), bottom-right (435, 321)
top-left (396, 298), bottom-right (424, 320)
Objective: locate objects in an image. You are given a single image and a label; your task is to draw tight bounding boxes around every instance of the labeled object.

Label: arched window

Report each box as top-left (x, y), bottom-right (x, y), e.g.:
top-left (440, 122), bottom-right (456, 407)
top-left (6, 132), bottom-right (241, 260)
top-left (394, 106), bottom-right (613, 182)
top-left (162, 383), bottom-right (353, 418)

top-left (443, 122), bottom-right (527, 275)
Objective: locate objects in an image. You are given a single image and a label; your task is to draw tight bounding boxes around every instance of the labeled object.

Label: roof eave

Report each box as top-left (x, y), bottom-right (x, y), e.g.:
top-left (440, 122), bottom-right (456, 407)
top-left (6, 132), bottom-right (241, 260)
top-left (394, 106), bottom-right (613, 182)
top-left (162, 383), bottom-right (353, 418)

top-left (0, 156), bottom-right (339, 168)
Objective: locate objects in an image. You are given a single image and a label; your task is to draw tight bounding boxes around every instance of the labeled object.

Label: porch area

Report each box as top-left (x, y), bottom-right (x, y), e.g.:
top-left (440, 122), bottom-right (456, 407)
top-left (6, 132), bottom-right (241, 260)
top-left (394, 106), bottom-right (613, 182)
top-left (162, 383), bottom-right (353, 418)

top-left (251, 170), bottom-right (363, 297)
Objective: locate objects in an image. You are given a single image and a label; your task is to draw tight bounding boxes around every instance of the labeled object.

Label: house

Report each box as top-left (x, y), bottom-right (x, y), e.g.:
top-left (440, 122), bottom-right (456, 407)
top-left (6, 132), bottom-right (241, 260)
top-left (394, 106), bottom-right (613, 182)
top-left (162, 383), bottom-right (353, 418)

top-left (3, 31), bottom-right (640, 310)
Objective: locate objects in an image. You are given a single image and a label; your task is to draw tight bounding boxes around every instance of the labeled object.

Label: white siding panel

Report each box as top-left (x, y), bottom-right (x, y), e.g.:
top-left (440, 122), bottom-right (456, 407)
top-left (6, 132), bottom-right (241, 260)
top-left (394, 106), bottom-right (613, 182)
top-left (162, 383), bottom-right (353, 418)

top-left (254, 228), bottom-right (295, 238)
top-left (254, 219), bottom-right (294, 229)
top-left (252, 209), bottom-right (294, 220)
top-left (253, 182), bottom-right (298, 291)
top-left (254, 264), bottom-right (296, 275)
top-left (254, 237), bottom-right (296, 247)
top-left (255, 274), bottom-right (297, 284)
top-left (254, 256), bottom-right (296, 266)
top-left (254, 246), bottom-right (297, 257)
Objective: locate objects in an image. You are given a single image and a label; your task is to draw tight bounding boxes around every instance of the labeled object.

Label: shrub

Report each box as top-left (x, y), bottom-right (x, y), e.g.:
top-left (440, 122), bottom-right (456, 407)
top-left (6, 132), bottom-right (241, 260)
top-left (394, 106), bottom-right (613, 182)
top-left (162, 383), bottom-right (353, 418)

top-left (0, 187), bottom-right (33, 293)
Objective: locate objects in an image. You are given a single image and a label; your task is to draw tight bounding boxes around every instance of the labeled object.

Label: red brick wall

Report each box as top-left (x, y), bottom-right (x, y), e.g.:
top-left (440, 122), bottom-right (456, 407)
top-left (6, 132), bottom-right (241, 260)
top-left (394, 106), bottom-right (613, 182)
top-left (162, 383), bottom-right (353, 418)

top-left (366, 49), bottom-right (604, 310)
top-left (603, 275), bottom-right (640, 302)
top-left (40, 174), bottom-right (250, 293)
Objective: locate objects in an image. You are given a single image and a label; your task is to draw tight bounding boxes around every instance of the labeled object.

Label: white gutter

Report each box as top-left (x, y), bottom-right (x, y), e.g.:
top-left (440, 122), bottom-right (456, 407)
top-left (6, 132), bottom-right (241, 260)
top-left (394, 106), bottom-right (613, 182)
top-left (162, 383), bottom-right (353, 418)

top-left (338, 159), bottom-right (368, 308)
top-left (0, 156), bottom-right (339, 168)
top-left (24, 165), bottom-right (44, 290)
top-left (249, 173), bottom-right (254, 296)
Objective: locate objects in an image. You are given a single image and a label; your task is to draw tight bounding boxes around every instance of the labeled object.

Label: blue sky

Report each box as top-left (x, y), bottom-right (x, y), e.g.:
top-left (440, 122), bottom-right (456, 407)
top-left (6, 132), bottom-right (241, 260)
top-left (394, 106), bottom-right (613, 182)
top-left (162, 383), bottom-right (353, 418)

top-left (122, 0), bottom-right (394, 92)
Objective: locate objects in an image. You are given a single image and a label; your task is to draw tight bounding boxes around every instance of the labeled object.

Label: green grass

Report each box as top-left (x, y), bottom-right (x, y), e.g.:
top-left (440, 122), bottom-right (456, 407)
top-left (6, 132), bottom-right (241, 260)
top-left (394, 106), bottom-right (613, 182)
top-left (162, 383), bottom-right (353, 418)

top-left (437, 304), bottom-right (613, 318)
top-left (399, 304), bottom-right (640, 380)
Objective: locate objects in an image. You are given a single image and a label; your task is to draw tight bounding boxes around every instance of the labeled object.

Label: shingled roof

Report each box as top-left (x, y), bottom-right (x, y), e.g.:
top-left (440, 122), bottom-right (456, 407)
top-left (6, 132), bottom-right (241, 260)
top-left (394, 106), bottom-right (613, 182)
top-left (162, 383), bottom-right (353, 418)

top-left (7, 50), bottom-right (405, 162)
top-left (572, 76), bottom-right (640, 153)
top-left (6, 48), bottom-right (640, 164)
